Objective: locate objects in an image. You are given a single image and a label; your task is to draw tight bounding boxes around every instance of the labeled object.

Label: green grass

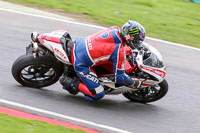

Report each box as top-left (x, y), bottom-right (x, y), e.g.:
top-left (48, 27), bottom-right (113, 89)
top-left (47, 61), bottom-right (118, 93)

top-left (5, 0), bottom-right (200, 48)
top-left (0, 113), bottom-right (86, 133)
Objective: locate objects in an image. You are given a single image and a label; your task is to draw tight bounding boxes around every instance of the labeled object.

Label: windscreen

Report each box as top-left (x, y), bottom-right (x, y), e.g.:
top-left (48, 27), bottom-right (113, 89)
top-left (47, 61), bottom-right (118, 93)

top-left (143, 52), bottom-right (164, 68)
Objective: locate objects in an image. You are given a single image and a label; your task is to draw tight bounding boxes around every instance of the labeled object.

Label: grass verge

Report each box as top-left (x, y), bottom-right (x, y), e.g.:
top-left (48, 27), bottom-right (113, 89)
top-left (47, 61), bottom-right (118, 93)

top-left (0, 113), bottom-right (85, 133)
top-left (4, 0), bottom-right (200, 48)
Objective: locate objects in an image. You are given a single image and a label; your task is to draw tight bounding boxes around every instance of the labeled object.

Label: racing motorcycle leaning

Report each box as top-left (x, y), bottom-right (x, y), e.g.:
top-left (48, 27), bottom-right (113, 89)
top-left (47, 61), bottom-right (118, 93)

top-left (12, 30), bottom-right (168, 103)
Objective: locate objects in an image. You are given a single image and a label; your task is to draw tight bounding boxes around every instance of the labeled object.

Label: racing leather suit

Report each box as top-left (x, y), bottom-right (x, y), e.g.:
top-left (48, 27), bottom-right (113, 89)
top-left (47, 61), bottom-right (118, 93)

top-left (71, 26), bottom-right (133, 101)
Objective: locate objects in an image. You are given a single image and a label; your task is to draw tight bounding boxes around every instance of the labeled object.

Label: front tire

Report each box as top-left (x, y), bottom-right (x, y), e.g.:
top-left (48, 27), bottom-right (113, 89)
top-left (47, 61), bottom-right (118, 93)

top-left (12, 54), bottom-right (63, 88)
top-left (123, 79), bottom-right (168, 103)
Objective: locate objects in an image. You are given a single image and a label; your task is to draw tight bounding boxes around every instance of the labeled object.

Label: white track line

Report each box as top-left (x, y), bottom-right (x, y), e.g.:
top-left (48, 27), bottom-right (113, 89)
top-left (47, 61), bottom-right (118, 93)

top-left (0, 8), bottom-right (199, 52)
top-left (0, 99), bottom-right (132, 133)
top-left (0, 8), bottom-right (107, 30)
top-left (146, 37), bottom-right (200, 51)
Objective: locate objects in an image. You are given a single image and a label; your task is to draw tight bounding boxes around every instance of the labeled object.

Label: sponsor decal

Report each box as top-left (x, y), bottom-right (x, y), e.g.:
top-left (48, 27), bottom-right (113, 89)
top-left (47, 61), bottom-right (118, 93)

top-left (142, 81), bottom-right (155, 86)
top-left (101, 32), bottom-right (109, 39)
top-left (87, 38), bottom-right (93, 50)
top-left (79, 72), bottom-right (99, 83)
top-left (54, 48), bottom-right (67, 59)
top-left (141, 66), bottom-right (166, 78)
top-left (46, 36), bottom-right (50, 40)
top-left (125, 34), bottom-right (130, 40)
top-left (129, 27), bottom-right (139, 35)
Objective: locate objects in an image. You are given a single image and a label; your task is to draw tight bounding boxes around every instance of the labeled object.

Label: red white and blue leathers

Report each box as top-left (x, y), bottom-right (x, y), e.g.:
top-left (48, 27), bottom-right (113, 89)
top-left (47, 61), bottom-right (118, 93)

top-left (71, 26), bottom-right (133, 100)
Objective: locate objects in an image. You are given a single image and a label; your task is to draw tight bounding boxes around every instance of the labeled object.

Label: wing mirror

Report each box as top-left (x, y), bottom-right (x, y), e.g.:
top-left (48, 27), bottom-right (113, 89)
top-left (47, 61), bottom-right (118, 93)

top-left (31, 31), bottom-right (39, 42)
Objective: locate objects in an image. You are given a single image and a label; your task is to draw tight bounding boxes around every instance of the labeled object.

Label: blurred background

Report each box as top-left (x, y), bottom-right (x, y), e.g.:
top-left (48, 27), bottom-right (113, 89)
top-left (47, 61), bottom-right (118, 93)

top-left (3, 0), bottom-right (200, 48)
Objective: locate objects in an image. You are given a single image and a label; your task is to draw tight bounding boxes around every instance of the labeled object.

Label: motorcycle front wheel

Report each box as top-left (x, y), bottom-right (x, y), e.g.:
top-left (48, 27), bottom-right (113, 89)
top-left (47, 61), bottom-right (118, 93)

top-left (12, 54), bottom-right (63, 88)
top-left (123, 79), bottom-right (168, 103)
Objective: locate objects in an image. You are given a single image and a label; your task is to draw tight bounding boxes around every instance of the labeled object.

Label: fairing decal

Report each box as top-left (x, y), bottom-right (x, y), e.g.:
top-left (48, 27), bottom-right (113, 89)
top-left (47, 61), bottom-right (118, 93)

top-left (141, 66), bottom-right (166, 78)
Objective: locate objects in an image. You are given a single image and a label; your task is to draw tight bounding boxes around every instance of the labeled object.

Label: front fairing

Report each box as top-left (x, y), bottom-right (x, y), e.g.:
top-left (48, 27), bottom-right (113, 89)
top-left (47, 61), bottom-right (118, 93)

top-left (135, 42), bottom-right (166, 84)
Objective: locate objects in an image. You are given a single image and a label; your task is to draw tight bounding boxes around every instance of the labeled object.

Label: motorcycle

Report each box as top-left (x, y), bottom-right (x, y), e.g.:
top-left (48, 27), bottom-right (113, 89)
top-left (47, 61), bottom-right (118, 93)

top-left (12, 30), bottom-right (168, 103)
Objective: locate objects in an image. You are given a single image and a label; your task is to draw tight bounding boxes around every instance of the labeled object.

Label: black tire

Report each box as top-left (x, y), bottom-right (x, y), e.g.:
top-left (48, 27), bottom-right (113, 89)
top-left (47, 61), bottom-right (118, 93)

top-left (12, 54), bottom-right (63, 88)
top-left (123, 79), bottom-right (168, 103)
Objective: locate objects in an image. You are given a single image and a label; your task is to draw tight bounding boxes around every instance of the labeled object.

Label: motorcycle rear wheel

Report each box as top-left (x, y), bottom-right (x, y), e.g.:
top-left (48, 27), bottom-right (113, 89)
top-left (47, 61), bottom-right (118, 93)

top-left (12, 54), bottom-right (63, 88)
top-left (123, 79), bottom-right (168, 103)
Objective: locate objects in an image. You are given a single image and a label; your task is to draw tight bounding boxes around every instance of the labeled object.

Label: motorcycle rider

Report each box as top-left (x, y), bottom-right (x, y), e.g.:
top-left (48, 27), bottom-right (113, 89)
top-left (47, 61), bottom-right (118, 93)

top-left (60, 20), bottom-right (146, 101)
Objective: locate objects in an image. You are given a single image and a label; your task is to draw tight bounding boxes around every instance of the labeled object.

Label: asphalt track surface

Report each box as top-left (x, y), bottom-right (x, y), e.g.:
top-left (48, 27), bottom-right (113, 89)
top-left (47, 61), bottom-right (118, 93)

top-left (0, 9), bottom-right (200, 133)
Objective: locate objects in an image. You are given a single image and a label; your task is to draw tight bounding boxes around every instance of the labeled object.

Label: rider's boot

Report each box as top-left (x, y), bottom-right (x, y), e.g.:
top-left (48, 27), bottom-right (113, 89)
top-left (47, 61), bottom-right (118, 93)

top-left (59, 76), bottom-right (80, 95)
top-left (129, 78), bottom-right (142, 88)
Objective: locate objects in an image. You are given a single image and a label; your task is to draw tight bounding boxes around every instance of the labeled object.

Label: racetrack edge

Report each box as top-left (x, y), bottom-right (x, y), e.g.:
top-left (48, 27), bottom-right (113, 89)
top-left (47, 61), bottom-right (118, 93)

top-left (0, 105), bottom-right (100, 133)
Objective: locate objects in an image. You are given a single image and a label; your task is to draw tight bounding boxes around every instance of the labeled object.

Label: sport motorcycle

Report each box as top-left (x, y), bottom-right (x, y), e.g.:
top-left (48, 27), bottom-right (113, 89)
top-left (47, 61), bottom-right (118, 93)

top-left (12, 30), bottom-right (168, 103)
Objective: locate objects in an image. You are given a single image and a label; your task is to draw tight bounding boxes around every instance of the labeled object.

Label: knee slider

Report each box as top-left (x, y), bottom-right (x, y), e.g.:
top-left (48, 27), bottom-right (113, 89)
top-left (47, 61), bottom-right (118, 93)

top-left (94, 91), bottom-right (105, 100)
top-left (90, 89), bottom-right (105, 100)
top-left (85, 91), bottom-right (105, 101)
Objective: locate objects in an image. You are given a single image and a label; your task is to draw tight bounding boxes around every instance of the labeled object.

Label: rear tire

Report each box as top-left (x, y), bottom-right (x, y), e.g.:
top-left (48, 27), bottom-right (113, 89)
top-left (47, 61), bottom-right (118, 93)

top-left (12, 54), bottom-right (63, 88)
top-left (123, 79), bottom-right (168, 103)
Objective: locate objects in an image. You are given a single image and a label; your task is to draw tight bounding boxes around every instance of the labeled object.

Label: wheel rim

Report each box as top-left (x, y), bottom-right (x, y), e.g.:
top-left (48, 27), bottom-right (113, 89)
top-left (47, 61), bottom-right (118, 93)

top-left (127, 85), bottom-right (163, 102)
top-left (20, 64), bottom-right (57, 86)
